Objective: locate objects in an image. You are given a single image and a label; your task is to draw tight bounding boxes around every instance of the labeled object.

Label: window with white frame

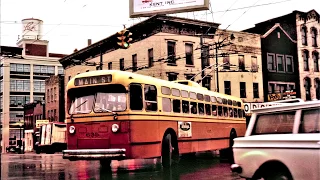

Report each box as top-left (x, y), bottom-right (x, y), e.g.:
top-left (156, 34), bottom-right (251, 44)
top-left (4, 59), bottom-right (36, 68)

top-left (10, 96), bottom-right (30, 107)
top-left (286, 55), bottom-right (294, 73)
top-left (311, 28), bottom-right (318, 47)
top-left (276, 55), bottom-right (285, 72)
top-left (301, 26), bottom-right (307, 46)
top-left (33, 80), bottom-right (45, 92)
top-left (10, 79), bottom-right (30, 91)
top-left (267, 53), bottom-right (276, 71)
top-left (10, 63), bottom-right (30, 74)
top-left (58, 66), bottom-right (64, 74)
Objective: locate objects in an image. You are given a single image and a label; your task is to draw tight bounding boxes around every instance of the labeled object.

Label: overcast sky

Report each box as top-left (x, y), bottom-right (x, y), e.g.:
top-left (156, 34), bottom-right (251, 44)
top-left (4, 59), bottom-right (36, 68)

top-left (0, 0), bottom-right (319, 54)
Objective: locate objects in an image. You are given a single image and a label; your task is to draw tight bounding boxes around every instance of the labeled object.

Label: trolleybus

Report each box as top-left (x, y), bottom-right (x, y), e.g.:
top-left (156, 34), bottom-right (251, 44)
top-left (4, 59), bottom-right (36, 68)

top-left (62, 70), bottom-right (246, 167)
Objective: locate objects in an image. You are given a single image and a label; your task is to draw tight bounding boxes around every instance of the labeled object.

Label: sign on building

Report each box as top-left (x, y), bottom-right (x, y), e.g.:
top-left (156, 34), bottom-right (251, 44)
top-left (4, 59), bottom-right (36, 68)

top-left (244, 102), bottom-right (283, 115)
top-left (36, 120), bottom-right (49, 128)
top-left (129, 0), bottom-right (209, 18)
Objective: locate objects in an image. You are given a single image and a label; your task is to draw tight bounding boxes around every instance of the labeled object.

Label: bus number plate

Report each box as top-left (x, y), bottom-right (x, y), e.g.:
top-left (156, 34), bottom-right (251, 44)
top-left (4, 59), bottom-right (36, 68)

top-left (86, 132), bottom-right (100, 138)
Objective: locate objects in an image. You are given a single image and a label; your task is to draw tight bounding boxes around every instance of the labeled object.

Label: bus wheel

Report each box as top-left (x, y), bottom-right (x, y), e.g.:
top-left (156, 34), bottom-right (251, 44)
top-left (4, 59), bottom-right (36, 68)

top-left (100, 159), bottom-right (112, 169)
top-left (161, 133), bottom-right (179, 168)
top-left (228, 130), bottom-right (237, 164)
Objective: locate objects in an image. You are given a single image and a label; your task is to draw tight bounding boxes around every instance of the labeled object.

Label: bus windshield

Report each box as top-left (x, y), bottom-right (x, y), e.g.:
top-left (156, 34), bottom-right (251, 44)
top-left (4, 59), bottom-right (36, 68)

top-left (68, 84), bottom-right (127, 115)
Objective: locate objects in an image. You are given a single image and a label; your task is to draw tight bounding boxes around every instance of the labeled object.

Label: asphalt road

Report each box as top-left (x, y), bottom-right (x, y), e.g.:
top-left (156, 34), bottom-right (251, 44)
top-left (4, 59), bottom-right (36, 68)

top-left (1, 153), bottom-right (244, 180)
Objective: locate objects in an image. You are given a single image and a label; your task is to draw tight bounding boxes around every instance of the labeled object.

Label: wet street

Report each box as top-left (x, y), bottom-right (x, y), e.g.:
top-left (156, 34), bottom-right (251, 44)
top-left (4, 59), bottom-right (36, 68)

top-left (1, 153), bottom-right (244, 180)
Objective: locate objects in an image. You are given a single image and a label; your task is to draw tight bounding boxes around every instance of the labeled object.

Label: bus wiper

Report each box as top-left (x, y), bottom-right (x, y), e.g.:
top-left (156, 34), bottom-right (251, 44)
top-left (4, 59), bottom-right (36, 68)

top-left (71, 100), bottom-right (88, 115)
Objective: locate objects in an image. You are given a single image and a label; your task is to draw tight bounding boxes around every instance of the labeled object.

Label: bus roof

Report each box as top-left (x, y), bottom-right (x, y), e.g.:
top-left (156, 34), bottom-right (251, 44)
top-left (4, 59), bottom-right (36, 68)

top-left (67, 70), bottom-right (243, 104)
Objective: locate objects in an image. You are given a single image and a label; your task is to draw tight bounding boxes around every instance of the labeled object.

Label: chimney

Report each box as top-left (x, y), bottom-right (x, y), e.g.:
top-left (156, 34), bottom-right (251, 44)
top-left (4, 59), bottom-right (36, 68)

top-left (74, 48), bottom-right (78, 53)
top-left (88, 39), bottom-right (92, 46)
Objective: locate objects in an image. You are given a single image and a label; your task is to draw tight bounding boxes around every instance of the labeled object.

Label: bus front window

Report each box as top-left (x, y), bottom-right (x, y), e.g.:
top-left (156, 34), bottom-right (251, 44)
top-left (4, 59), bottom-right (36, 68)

top-left (69, 95), bottom-right (95, 114)
top-left (94, 93), bottom-right (127, 112)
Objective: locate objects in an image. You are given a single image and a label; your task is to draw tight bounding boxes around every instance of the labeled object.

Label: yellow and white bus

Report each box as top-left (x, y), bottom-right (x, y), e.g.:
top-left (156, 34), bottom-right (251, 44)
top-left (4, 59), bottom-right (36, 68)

top-left (62, 70), bottom-right (246, 167)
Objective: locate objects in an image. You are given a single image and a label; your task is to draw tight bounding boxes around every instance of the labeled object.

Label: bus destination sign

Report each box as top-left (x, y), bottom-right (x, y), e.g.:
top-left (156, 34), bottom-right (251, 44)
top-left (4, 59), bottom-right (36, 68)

top-left (74, 75), bottom-right (112, 86)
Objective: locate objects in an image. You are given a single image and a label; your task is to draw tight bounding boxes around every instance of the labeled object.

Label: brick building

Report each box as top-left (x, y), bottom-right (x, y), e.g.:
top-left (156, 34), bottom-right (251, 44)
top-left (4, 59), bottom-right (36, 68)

top-left (59, 15), bottom-right (264, 107)
top-left (45, 75), bottom-right (65, 123)
top-left (23, 101), bottom-right (45, 152)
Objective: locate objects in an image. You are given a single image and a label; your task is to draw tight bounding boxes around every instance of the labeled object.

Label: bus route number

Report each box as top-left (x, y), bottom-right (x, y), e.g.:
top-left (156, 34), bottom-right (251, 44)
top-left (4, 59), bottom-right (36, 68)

top-left (74, 74), bottom-right (112, 86)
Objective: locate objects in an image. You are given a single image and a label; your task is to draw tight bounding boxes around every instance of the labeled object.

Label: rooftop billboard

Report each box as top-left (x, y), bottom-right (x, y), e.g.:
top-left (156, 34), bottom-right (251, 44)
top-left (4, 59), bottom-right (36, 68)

top-left (129, 0), bottom-right (209, 18)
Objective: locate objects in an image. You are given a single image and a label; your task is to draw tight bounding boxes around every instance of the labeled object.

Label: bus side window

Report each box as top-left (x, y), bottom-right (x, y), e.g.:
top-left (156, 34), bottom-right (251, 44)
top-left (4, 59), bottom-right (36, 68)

top-left (182, 100), bottom-right (189, 113)
top-left (229, 108), bottom-right (233, 118)
top-left (218, 106), bottom-right (223, 116)
top-left (144, 84), bottom-right (158, 111)
top-left (190, 102), bottom-right (197, 114)
top-left (172, 99), bottom-right (181, 113)
top-left (212, 105), bottom-right (217, 116)
top-left (238, 109), bottom-right (243, 118)
top-left (162, 98), bottom-right (171, 112)
top-left (198, 103), bottom-right (204, 115)
top-left (234, 108), bottom-right (238, 118)
top-left (205, 104), bottom-right (211, 115)
top-left (223, 107), bottom-right (228, 117)
top-left (129, 84), bottom-right (143, 110)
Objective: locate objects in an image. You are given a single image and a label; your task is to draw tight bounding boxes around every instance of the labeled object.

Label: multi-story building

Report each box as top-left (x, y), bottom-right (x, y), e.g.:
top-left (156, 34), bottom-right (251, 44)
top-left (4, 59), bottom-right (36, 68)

top-left (59, 15), bottom-right (263, 108)
top-left (23, 101), bottom-right (45, 152)
top-left (244, 9), bottom-right (320, 101)
top-left (45, 75), bottom-right (65, 123)
top-left (0, 18), bottom-right (66, 153)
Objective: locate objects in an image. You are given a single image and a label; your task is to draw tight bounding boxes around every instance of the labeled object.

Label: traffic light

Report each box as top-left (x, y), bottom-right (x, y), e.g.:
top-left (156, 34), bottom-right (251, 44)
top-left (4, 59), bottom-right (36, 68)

top-left (117, 29), bottom-right (132, 49)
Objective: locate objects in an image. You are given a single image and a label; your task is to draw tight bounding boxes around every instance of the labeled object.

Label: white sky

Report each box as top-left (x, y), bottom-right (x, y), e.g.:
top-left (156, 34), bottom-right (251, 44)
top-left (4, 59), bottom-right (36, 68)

top-left (0, 0), bottom-right (319, 54)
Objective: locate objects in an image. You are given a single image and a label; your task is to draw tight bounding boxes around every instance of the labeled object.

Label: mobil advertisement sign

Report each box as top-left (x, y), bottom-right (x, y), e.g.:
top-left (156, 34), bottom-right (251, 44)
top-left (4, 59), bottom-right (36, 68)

top-left (244, 102), bottom-right (283, 115)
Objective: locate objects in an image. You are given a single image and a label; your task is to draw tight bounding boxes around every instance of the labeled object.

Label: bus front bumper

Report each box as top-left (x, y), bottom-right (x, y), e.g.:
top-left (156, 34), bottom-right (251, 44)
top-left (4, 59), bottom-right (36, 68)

top-left (62, 149), bottom-right (126, 160)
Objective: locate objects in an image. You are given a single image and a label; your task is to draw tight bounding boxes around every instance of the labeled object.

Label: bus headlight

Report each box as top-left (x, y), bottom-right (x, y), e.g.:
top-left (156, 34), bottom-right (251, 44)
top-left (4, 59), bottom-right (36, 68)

top-left (111, 124), bottom-right (119, 133)
top-left (69, 126), bottom-right (76, 134)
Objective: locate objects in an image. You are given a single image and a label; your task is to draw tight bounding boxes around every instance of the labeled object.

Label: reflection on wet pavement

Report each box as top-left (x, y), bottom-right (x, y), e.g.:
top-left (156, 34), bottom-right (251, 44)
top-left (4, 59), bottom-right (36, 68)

top-left (1, 153), bottom-right (243, 180)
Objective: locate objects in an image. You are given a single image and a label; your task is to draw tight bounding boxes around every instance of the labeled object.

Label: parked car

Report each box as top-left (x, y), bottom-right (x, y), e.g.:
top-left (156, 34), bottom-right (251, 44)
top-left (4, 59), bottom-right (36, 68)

top-left (231, 99), bottom-right (320, 180)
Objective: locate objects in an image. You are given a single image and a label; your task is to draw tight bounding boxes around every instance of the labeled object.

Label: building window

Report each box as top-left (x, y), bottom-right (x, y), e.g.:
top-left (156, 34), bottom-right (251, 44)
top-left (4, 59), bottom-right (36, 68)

top-left (185, 44), bottom-right (194, 65)
top-left (276, 55), bottom-right (285, 72)
top-left (10, 64), bottom-right (30, 74)
top-left (286, 56), bottom-right (294, 73)
top-left (47, 89), bottom-right (50, 103)
top-left (313, 51), bottom-right (319, 72)
top-left (223, 56), bottom-right (230, 70)
top-left (253, 83), bottom-right (259, 98)
top-left (54, 87), bottom-right (57, 101)
top-left (132, 54), bottom-right (137, 72)
top-left (238, 55), bottom-right (245, 71)
top-left (303, 50), bottom-right (309, 71)
top-left (185, 74), bottom-right (195, 81)
top-left (268, 83), bottom-right (275, 93)
top-left (202, 77), bottom-right (211, 90)
top-left (202, 45), bottom-right (210, 67)
top-left (108, 62), bottom-right (112, 70)
top-left (10, 79), bottom-right (30, 92)
top-left (301, 26), bottom-right (307, 46)
top-left (167, 73), bottom-right (177, 81)
top-left (148, 48), bottom-right (154, 67)
top-left (58, 66), bottom-right (64, 74)
top-left (33, 80), bottom-right (45, 92)
top-left (304, 77), bottom-right (311, 100)
top-left (315, 78), bottom-right (320, 100)
top-left (167, 41), bottom-right (176, 64)
top-left (267, 53), bottom-right (275, 71)
top-left (251, 56), bottom-right (258, 72)
top-left (224, 81), bottom-right (231, 95)
top-left (119, 58), bottom-right (124, 71)
top-left (311, 28), bottom-right (318, 47)
top-left (240, 82), bottom-right (246, 98)
top-left (10, 96), bottom-right (30, 107)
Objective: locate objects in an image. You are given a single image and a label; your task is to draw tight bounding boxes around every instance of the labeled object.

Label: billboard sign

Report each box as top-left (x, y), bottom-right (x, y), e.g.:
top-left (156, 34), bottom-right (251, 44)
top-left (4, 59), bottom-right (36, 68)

top-left (129, 0), bottom-right (209, 18)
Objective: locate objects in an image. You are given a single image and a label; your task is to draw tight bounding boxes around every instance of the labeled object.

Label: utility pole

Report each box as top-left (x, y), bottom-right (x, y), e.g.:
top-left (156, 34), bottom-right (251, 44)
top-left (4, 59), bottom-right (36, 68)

top-left (99, 46), bottom-right (103, 70)
top-left (200, 35), bottom-right (205, 83)
top-left (215, 42), bottom-right (219, 92)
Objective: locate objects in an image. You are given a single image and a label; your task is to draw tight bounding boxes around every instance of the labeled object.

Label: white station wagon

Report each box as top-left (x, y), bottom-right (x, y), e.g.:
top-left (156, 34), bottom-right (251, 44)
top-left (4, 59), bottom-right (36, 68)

top-left (231, 99), bottom-right (320, 180)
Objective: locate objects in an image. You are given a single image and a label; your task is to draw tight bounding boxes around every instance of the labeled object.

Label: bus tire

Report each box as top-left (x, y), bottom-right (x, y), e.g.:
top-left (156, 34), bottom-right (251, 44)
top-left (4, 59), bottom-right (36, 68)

top-left (228, 129), bottom-right (237, 164)
top-left (100, 159), bottom-right (112, 169)
top-left (161, 132), bottom-right (179, 168)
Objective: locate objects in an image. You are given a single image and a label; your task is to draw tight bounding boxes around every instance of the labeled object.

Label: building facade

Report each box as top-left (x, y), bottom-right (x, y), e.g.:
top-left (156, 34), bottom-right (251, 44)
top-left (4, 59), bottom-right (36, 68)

top-left (0, 18), bottom-right (66, 153)
top-left (244, 9), bottom-right (320, 101)
top-left (23, 101), bottom-right (45, 152)
top-left (45, 75), bottom-right (65, 123)
top-left (60, 15), bottom-right (263, 109)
